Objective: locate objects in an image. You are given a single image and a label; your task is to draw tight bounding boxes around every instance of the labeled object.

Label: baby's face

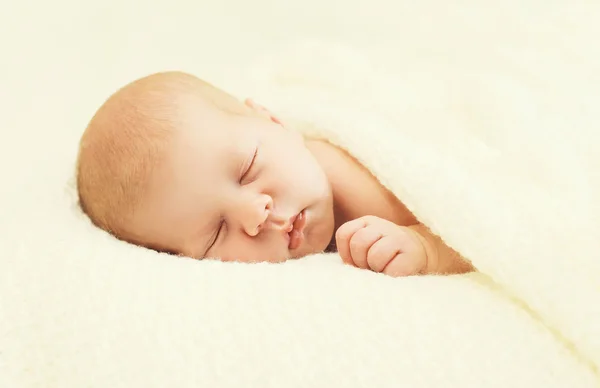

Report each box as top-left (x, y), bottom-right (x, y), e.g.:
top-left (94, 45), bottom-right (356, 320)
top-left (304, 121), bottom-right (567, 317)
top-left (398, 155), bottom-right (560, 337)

top-left (130, 98), bottom-right (335, 263)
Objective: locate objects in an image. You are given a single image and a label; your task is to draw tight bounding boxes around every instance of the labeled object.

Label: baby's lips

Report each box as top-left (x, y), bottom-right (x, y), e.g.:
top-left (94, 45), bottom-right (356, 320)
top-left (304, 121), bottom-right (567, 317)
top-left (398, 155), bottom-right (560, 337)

top-left (288, 210), bottom-right (307, 251)
top-left (292, 210), bottom-right (306, 233)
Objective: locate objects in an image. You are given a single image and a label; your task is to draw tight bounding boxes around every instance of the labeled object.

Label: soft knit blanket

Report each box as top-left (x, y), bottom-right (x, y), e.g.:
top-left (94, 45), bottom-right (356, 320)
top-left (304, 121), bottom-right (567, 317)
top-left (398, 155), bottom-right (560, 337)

top-left (2, 1), bottom-right (600, 387)
top-left (236, 40), bottom-right (600, 383)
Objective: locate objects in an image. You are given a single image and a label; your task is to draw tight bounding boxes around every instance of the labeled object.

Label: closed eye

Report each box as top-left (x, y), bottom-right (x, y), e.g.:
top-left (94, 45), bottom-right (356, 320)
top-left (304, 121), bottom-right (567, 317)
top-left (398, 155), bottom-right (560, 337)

top-left (240, 147), bottom-right (258, 183)
top-left (206, 219), bottom-right (225, 255)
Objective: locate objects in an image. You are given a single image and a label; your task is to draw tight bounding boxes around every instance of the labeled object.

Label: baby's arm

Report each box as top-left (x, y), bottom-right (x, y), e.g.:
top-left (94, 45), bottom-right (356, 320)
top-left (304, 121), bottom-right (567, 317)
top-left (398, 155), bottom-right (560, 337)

top-left (407, 223), bottom-right (475, 275)
top-left (336, 216), bottom-right (474, 277)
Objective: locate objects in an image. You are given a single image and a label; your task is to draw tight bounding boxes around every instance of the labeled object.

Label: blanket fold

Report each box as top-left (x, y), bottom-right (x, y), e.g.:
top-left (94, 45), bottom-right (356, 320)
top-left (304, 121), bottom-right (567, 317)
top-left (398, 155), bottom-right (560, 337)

top-left (239, 41), bottom-right (600, 375)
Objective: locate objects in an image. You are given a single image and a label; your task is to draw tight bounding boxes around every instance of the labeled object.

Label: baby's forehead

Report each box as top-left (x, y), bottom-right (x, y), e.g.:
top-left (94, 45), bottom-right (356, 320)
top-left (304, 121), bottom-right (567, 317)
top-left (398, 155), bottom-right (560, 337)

top-left (166, 115), bottom-right (232, 163)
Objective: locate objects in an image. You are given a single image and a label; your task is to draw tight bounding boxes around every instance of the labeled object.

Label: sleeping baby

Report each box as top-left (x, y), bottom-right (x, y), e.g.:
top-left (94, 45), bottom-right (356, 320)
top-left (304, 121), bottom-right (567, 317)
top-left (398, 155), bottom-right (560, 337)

top-left (76, 71), bottom-right (474, 277)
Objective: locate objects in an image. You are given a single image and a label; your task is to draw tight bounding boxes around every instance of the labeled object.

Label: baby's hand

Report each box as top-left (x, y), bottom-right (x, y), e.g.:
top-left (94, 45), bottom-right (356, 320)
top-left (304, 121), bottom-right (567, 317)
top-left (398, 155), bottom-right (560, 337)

top-left (335, 216), bottom-right (429, 277)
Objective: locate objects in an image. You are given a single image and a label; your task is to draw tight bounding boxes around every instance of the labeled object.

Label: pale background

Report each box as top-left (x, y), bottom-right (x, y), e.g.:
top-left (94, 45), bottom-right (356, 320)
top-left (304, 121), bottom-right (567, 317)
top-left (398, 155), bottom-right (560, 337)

top-left (2, 1), bottom-right (599, 387)
top-left (2, 0), bottom-right (586, 206)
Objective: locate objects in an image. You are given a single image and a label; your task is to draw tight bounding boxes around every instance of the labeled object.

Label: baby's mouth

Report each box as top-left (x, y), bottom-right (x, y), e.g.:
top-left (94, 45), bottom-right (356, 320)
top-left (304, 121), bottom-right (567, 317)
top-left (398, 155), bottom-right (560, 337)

top-left (288, 209), bottom-right (307, 250)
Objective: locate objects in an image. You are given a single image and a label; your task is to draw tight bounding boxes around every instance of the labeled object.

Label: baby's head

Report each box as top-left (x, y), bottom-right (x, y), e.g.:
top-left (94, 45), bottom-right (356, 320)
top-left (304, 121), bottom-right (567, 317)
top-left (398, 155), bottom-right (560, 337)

top-left (77, 71), bottom-right (334, 263)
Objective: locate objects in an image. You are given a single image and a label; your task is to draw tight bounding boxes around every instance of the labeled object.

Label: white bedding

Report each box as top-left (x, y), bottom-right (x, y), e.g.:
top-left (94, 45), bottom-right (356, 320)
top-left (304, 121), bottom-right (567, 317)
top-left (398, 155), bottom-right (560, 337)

top-left (1, 1), bottom-right (600, 387)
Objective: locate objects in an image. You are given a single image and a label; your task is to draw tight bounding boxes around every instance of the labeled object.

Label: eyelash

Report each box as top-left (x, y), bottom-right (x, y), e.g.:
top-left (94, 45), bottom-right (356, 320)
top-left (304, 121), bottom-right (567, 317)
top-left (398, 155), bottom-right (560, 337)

top-left (209, 218), bottom-right (225, 251)
top-left (208, 147), bottom-right (257, 253)
top-left (240, 147), bottom-right (258, 183)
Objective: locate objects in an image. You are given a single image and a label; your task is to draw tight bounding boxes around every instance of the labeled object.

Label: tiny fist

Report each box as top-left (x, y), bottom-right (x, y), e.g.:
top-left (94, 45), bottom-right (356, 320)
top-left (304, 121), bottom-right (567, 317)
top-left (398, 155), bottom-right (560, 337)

top-left (336, 216), bottom-right (428, 277)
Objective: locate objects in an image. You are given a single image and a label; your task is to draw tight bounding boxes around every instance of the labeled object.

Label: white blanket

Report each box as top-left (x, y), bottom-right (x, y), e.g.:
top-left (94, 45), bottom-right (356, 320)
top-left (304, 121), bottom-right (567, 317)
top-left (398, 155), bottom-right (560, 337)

top-left (1, 1), bottom-right (599, 387)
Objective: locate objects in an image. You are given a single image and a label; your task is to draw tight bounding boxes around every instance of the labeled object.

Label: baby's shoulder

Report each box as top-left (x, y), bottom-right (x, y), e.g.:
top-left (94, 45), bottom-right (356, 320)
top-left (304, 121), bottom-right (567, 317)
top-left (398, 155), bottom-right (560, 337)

top-left (309, 139), bottom-right (417, 226)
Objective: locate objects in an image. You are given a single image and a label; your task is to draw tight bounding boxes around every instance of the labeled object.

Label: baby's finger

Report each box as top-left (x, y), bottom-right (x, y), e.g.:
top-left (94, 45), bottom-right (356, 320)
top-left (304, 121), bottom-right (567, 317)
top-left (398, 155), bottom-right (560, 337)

top-left (349, 226), bottom-right (383, 269)
top-left (382, 253), bottom-right (423, 277)
top-left (335, 218), bottom-right (369, 265)
top-left (366, 235), bottom-right (400, 273)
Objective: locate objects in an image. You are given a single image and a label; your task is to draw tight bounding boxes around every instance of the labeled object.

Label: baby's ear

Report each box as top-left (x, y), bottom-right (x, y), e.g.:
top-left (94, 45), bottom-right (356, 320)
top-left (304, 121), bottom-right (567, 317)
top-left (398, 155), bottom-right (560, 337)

top-left (244, 98), bottom-right (283, 125)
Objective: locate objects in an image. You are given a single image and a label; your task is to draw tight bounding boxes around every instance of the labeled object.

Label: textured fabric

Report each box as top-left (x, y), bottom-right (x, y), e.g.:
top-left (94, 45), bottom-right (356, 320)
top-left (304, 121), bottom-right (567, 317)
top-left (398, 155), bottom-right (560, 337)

top-left (2, 1), bottom-right (600, 387)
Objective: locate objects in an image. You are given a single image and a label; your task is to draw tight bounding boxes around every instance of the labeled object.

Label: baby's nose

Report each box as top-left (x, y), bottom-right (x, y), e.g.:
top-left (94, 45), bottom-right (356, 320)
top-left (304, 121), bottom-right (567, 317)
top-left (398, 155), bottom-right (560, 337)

top-left (263, 215), bottom-right (293, 233)
top-left (240, 194), bottom-right (273, 236)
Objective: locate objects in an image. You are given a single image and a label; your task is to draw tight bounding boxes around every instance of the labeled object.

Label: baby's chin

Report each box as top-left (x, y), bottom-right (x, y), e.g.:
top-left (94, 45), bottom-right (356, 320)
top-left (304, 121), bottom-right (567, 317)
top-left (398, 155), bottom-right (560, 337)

top-left (302, 211), bottom-right (335, 257)
top-left (292, 230), bottom-right (333, 259)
